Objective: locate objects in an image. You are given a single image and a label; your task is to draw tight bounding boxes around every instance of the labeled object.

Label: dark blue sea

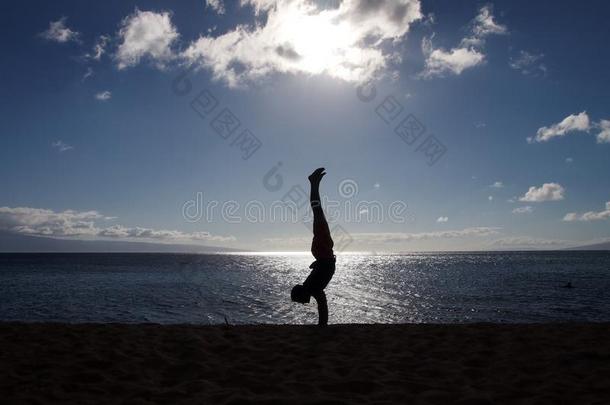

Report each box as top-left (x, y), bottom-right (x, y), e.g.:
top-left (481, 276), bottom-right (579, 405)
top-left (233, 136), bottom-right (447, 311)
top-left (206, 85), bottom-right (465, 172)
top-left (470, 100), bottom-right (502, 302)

top-left (1, 252), bottom-right (609, 324)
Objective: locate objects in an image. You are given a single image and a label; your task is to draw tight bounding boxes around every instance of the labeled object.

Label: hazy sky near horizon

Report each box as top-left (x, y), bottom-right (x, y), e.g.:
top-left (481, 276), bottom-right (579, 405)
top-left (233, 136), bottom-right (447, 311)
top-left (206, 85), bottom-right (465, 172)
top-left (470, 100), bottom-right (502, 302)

top-left (1, 0), bottom-right (609, 252)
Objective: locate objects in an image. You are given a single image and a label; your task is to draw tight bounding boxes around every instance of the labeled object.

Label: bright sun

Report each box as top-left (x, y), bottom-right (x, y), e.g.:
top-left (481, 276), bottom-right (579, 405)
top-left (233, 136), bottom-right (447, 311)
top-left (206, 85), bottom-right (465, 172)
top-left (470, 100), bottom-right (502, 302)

top-left (270, 2), bottom-right (373, 81)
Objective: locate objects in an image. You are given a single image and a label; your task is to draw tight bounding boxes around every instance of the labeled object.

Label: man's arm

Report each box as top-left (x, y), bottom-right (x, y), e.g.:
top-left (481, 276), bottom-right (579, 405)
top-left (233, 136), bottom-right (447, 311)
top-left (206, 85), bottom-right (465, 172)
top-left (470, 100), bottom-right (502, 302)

top-left (312, 290), bottom-right (328, 326)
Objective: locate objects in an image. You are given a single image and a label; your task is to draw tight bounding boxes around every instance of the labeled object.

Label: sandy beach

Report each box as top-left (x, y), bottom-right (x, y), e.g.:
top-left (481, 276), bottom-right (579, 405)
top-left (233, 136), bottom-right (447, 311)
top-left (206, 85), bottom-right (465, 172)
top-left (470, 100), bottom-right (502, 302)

top-left (1, 323), bottom-right (609, 404)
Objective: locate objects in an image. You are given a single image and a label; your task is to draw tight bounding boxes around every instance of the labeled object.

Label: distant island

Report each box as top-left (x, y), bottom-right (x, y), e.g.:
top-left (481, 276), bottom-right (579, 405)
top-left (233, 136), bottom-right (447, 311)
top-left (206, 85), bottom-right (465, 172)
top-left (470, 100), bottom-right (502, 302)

top-left (0, 231), bottom-right (240, 253)
top-left (566, 241), bottom-right (610, 251)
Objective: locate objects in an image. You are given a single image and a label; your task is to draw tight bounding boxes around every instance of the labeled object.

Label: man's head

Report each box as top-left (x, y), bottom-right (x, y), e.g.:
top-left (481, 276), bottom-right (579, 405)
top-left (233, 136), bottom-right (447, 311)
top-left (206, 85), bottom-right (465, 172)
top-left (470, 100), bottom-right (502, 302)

top-left (291, 284), bottom-right (310, 304)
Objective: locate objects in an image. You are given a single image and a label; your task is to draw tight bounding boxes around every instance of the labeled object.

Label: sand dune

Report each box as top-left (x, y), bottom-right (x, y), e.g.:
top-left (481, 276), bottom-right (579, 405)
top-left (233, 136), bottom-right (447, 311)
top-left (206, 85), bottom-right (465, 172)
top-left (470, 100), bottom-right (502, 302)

top-left (1, 323), bottom-right (609, 404)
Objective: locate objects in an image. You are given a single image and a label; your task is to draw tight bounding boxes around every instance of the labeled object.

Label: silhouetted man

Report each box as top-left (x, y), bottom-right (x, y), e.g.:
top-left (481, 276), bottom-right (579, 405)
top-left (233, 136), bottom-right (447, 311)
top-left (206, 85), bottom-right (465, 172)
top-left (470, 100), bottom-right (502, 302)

top-left (291, 168), bottom-right (336, 326)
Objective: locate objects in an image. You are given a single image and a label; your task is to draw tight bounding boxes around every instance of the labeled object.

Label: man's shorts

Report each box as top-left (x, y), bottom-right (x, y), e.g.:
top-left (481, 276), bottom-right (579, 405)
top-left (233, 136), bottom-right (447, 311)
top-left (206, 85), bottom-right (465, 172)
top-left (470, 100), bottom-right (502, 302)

top-left (303, 256), bottom-right (336, 293)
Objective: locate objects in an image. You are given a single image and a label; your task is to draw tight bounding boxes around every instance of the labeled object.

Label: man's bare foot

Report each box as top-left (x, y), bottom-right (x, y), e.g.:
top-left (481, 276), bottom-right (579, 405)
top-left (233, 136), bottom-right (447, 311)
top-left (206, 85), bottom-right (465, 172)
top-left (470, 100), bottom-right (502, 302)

top-left (308, 167), bottom-right (326, 183)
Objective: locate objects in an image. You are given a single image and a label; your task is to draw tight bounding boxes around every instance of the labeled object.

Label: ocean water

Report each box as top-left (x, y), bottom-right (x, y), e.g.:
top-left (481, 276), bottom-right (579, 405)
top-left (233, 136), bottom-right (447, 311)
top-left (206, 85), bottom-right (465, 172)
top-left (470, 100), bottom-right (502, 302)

top-left (0, 252), bottom-right (609, 324)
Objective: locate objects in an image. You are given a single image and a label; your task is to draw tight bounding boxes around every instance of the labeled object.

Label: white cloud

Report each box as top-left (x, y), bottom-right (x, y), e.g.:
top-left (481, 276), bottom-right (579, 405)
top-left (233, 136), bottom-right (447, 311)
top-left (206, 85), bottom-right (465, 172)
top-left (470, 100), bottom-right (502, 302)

top-left (563, 201), bottom-right (610, 222)
top-left (0, 206), bottom-right (234, 243)
top-left (96, 225), bottom-right (232, 242)
top-left (351, 227), bottom-right (501, 243)
top-left (41, 17), bottom-right (80, 43)
top-left (86, 35), bottom-right (110, 61)
top-left (562, 213), bottom-right (578, 222)
top-left (421, 12), bottom-right (435, 26)
top-left (420, 5), bottom-right (506, 78)
top-left (512, 206), bottom-right (533, 214)
top-left (183, 0), bottom-right (423, 87)
top-left (95, 91), bottom-right (112, 101)
top-left (262, 236), bottom-right (310, 246)
top-left (436, 216), bottom-right (449, 223)
top-left (509, 50), bottom-right (546, 76)
top-left (565, 157), bottom-right (573, 164)
top-left (519, 183), bottom-right (565, 202)
top-left (490, 181), bottom-right (503, 188)
top-left (490, 236), bottom-right (573, 249)
top-left (528, 112), bottom-right (590, 143)
top-left (468, 4), bottom-right (507, 38)
top-left (206, 0), bottom-right (226, 14)
top-left (52, 140), bottom-right (73, 153)
top-left (242, 0), bottom-right (284, 15)
top-left (595, 119), bottom-right (610, 143)
top-left (420, 39), bottom-right (484, 78)
top-left (116, 9), bottom-right (180, 70)
top-left (488, 195), bottom-right (493, 201)
top-left (0, 207), bottom-right (103, 237)
top-left (263, 227), bottom-right (500, 246)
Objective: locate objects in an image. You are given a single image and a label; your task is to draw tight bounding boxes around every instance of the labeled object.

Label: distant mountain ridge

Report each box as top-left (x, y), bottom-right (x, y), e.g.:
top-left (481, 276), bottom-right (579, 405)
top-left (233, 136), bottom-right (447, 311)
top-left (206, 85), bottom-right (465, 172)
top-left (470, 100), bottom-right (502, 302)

top-left (565, 241), bottom-right (610, 251)
top-left (0, 232), bottom-right (241, 253)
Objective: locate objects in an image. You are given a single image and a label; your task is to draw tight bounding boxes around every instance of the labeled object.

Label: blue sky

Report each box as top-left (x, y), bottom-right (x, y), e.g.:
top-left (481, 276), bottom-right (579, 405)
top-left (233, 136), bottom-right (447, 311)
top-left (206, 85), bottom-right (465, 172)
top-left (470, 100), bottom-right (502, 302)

top-left (1, 0), bottom-right (609, 251)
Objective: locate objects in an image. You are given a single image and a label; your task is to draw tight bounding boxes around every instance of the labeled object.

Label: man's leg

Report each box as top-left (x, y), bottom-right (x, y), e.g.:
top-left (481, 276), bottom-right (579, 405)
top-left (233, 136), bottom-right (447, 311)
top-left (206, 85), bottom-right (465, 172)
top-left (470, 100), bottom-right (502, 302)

top-left (309, 168), bottom-right (334, 259)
